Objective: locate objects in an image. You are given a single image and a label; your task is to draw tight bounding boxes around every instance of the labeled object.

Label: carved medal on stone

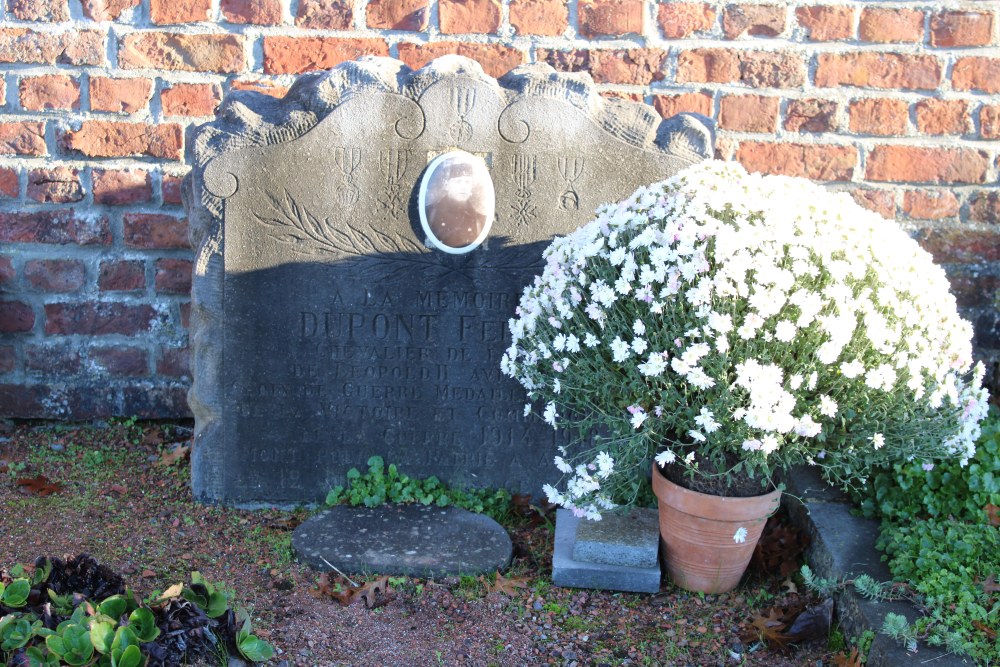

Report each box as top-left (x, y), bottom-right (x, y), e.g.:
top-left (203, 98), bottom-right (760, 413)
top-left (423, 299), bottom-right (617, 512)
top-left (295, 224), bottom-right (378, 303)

top-left (418, 150), bottom-right (495, 254)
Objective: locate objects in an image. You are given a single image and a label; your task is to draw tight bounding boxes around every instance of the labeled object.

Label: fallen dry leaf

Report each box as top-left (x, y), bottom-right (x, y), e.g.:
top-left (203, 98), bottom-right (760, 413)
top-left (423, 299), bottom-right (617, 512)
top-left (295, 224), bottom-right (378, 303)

top-left (157, 583), bottom-right (184, 601)
top-left (267, 516), bottom-right (303, 531)
top-left (984, 504), bottom-right (999, 527)
top-left (141, 428), bottom-right (164, 446)
top-left (833, 647), bottom-right (862, 667)
top-left (781, 577), bottom-right (798, 595)
top-left (480, 571), bottom-right (529, 597)
top-left (982, 574), bottom-right (999, 594)
top-left (157, 444), bottom-right (190, 467)
top-left (15, 475), bottom-right (63, 496)
top-left (749, 607), bottom-right (793, 650)
top-left (141, 569), bottom-right (156, 578)
top-left (973, 620), bottom-right (997, 640)
top-left (312, 573), bottom-right (395, 609)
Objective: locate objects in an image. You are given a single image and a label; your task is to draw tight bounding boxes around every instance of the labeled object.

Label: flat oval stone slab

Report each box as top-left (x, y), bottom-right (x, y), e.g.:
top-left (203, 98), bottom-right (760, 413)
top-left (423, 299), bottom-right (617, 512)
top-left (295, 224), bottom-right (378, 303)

top-left (292, 504), bottom-right (512, 577)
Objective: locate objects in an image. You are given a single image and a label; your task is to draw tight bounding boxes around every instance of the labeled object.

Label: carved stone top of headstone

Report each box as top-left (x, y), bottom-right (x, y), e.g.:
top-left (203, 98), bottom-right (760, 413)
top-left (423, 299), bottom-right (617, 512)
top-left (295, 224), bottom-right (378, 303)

top-left (185, 55), bottom-right (714, 505)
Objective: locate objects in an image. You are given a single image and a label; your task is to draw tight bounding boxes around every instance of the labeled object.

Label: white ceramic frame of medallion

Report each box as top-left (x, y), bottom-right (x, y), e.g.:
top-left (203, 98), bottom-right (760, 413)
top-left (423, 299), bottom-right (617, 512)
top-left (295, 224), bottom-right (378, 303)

top-left (417, 150), bottom-right (494, 255)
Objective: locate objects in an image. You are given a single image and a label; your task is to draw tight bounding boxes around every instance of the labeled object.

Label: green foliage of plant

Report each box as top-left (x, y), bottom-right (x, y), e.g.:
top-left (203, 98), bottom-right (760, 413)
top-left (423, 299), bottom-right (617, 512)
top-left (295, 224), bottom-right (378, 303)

top-left (45, 622), bottom-right (94, 666)
top-left (236, 611), bottom-right (275, 662)
top-left (857, 407), bottom-right (1000, 522)
top-left (182, 572), bottom-right (229, 618)
top-left (852, 407), bottom-right (1000, 663)
top-left (325, 456), bottom-right (512, 522)
top-left (0, 578), bottom-right (31, 607)
top-left (0, 614), bottom-right (38, 651)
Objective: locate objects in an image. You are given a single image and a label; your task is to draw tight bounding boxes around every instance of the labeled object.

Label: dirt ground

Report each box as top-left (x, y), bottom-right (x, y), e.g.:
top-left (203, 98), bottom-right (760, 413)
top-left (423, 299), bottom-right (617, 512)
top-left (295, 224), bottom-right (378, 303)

top-left (0, 419), bottom-right (846, 666)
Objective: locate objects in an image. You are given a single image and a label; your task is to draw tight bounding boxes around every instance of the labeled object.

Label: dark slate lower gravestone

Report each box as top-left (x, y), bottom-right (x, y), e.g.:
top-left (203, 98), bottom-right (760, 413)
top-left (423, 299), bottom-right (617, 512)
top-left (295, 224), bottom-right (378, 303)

top-left (552, 509), bottom-right (661, 594)
top-left (292, 505), bottom-right (512, 577)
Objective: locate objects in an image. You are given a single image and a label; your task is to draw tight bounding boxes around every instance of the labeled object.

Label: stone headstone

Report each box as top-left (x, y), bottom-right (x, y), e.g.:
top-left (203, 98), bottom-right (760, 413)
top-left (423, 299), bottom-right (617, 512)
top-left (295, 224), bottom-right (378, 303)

top-left (572, 508), bottom-right (659, 568)
top-left (552, 509), bottom-right (662, 593)
top-left (186, 55), bottom-right (714, 505)
top-left (292, 504), bottom-right (512, 577)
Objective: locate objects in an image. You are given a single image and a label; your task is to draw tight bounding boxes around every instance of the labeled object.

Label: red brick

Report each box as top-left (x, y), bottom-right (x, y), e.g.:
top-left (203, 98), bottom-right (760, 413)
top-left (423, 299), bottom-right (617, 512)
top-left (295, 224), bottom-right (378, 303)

top-left (27, 166), bottom-right (83, 203)
top-left (0, 302), bottom-right (35, 333)
top-left (981, 105), bottom-right (1000, 140)
top-left (0, 168), bottom-right (17, 198)
top-left (155, 259), bottom-right (192, 294)
top-left (859, 8), bottom-right (923, 43)
top-left (0, 258), bottom-right (12, 287)
top-left (161, 174), bottom-right (184, 205)
top-left (180, 302), bottom-right (191, 328)
top-left (19, 75), bottom-right (80, 111)
top-left (866, 146), bottom-right (989, 184)
top-left (0, 347), bottom-right (14, 374)
top-left (578, 0), bottom-right (643, 37)
top-left (161, 83), bottom-right (222, 117)
top-left (719, 94), bottom-right (778, 132)
top-left (440, 0), bottom-right (501, 34)
top-left (99, 260), bottom-right (145, 291)
top-left (123, 213), bottom-right (190, 249)
top-left (539, 48), bottom-right (665, 84)
top-left (25, 344), bottom-right (81, 374)
top-left (93, 168), bottom-right (152, 205)
top-left (917, 229), bottom-right (1000, 264)
top-left (652, 92), bottom-right (713, 119)
top-left (969, 192), bottom-right (1000, 225)
top-left (0, 210), bottom-right (110, 246)
top-left (722, 4), bottom-right (785, 39)
top-left (510, 0), bottom-right (568, 36)
top-left (89, 77), bottom-right (153, 113)
top-left (150, 0), bottom-right (210, 23)
top-left (24, 259), bottom-right (86, 292)
top-left (157, 347), bottom-right (191, 379)
top-left (736, 142), bottom-right (856, 181)
top-left (657, 2), bottom-right (715, 38)
top-left (366, 0), bottom-right (428, 30)
top-left (0, 121), bottom-right (46, 156)
top-left (120, 33), bottom-right (245, 73)
top-left (398, 42), bottom-right (524, 79)
top-left (295, 0), bottom-right (351, 29)
top-left (930, 11), bottom-right (993, 47)
top-left (44, 302), bottom-right (156, 336)
top-left (850, 189), bottom-right (895, 219)
top-left (9, 0), bottom-right (68, 21)
top-left (263, 37), bottom-right (388, 75)
top-left (795, 5), bottom-right (853, 41)
top-left (230, 78), bottom-right (289, 98)
top-left (0, 28), bottom-right (104, 66)
top-left (952, 57), bottom-right (1000, 94)
top-left (816, 53), bottom-right (940, 90)
top-left (222, 0), bottom-right (282, 24)
top-left (90, 347), bottom-right (147, 377)
top-left (62, 121), bottom-right (183, 160)
top-left (914, 99), bottom-right (968, 135)
top-left (902, 190), bottom-right (960, 220)
top-left (677, 48), bottom-right (803, 87)
top-left (784, 98), bottom-right (838, 132)
top-left (848, 98), bottom-right (908, 135)
top-left (600, 90), bottom-right (643, 102)
top-left (81, 0), bottom-right (140, 21)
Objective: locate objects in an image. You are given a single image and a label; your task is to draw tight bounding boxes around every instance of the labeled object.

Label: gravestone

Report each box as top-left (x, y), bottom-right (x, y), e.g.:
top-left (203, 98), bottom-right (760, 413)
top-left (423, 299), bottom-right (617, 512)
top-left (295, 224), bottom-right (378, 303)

top-left (185, 55), bottom-right (713, 505)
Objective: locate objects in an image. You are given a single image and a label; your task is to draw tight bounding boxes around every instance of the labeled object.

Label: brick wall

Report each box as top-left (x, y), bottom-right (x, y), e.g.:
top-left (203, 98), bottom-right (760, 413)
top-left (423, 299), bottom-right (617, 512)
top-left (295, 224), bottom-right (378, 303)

top-left (0, 0), bottom-right (998, 419)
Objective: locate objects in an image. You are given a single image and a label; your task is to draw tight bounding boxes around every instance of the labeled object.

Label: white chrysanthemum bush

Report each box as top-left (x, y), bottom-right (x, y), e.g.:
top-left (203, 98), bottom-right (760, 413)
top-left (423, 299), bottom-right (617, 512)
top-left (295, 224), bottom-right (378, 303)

top-left (501, 160), bottom-right (989, 520)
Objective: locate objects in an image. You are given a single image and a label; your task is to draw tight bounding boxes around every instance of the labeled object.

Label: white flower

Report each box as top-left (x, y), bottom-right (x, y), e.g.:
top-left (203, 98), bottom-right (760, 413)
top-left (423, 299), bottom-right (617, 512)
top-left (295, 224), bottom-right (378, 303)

top-left (694, 406), bottom-right (720, 433)
top-left (523, 403), bottom-right (531, 417)
top-left (733, 527), bottom-right (748, 544)
top-left (871, 433), bottom-right (885, 450)
top-left (554, 456), bottom-right (572, 473)
top-left (595, 452), bottom-right (614, 478)
top-left (610, 337), bottom-right (631, 362)
top-left (655, 450), bottom-right (676, 466)
top-left (638, 352), bottom-right (668, 377)
top-left (819, 395), bottom-right (838, 418)
top-left (630, 409), bottom-right (647, 429)
top-left (543, 402), bottom-right (557, 427)
top-left (633, 319), bottom-right (646, 336)
top-left (688, 430), bottom-right (706, 442)
top-left (775, 320), bottom-right (797, 342)
top-left (584, 333), bottom-right (600, 348)
top-left (632, 337), bottom-right (648, 355)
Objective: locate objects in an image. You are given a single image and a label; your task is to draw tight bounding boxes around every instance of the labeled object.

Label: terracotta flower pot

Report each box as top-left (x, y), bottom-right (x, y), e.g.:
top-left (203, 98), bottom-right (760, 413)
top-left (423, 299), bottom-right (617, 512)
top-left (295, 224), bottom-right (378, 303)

top-left (652, 463), bottom-right (781, 594)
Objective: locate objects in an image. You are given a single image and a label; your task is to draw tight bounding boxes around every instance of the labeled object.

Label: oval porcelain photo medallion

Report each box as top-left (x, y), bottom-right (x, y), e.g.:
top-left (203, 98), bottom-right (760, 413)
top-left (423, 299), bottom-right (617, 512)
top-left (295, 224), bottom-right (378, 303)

top-left (418, 150), bottom-right (495, 254)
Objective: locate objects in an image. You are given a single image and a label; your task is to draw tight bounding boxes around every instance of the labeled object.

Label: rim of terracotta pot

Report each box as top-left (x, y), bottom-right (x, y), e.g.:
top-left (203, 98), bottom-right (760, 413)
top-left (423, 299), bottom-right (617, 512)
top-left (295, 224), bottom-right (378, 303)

top-left (651, 463), bottom-right (782, 521)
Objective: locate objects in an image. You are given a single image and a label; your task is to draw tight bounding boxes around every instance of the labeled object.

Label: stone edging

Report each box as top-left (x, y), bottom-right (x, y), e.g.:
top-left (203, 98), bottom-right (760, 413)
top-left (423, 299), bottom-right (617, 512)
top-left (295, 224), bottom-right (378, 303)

top-left (786, 467), bottom-right (972, 667)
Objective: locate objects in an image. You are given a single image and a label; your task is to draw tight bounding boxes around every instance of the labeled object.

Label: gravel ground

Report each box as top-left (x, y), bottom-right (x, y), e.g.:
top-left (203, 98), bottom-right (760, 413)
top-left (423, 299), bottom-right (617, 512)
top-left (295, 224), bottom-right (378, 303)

top-left (0, 420), bottom-right (843, 666)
